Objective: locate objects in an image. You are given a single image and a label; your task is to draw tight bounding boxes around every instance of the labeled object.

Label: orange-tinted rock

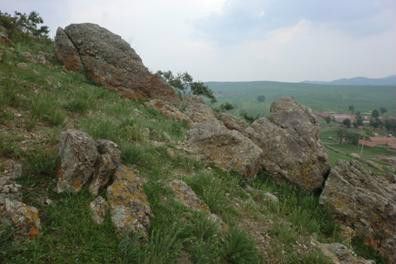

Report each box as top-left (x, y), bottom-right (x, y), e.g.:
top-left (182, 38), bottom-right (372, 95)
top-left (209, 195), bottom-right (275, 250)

top-left (107, 166), bottom-right (152, 237)
top-left (320, 160), bottom-right (396, 263)
top-left (54, 27), bottom-right (83, 72)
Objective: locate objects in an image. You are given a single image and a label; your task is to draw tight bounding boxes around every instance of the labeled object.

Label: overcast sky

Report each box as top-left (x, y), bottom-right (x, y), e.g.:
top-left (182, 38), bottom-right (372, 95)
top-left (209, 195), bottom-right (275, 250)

top-left (2, 0), bottom-right (396, 82)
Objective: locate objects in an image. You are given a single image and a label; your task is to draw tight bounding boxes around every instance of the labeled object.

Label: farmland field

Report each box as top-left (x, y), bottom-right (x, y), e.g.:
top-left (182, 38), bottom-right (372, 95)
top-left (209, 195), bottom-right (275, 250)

top-left (207, 81), bottom-right (396, 116)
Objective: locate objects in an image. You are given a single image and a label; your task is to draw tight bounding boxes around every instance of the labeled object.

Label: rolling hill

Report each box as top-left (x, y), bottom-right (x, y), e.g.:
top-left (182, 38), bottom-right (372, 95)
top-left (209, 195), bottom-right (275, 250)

top-left (207, 80), bottom-right (396, 116)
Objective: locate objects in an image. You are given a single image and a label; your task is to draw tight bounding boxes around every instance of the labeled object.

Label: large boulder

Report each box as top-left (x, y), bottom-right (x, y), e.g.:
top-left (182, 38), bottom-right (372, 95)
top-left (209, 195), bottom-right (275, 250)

top-left (57, 129), bottom-right (98, 193)
top-left (320, 160), bottom-right (396, 263)
top-left (57, 130), bottom-right (121, 194)
top-left (55, 23), bottom-right (178, 102)
top-left (188, 121), bottom-right (262, 178)
top-left (246, 97), bottom-right (329, 191)
top-left (107, 166), bottom-right (152, 237)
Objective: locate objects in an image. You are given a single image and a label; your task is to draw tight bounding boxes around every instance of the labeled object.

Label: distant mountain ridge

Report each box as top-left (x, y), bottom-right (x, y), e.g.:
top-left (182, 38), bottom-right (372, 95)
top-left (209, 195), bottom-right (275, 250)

top-left (303, 75), bottom-right (396, 86)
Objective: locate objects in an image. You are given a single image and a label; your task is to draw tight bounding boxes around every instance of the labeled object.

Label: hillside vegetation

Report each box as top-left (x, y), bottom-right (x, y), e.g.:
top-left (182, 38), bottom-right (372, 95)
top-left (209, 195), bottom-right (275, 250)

top-left (0, 18), bottom-right (388, 264)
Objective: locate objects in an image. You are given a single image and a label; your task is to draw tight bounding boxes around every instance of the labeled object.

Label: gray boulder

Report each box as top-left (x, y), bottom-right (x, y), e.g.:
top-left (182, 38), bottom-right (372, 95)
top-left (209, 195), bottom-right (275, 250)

top-left (57, 129), bottom-right (98, 193)
top-left (188, 121), bottom-right (262, 178)
top-left (246, 97), bottom-right (329, 191)
top-left (320, 160), bottom-right (396, 263)
top-left (55, 23), bottom-right (178, 102)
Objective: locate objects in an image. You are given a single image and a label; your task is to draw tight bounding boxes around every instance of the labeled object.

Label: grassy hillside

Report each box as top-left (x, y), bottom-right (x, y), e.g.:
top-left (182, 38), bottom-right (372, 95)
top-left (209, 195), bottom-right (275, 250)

top-left (1, 36), bottom-right (386, 263)
top-left (207, 81), bottom-right (396, 117)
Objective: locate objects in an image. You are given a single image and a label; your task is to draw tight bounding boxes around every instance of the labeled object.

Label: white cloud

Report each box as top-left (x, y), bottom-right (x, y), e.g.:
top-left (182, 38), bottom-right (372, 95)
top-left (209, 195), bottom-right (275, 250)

top-left (1, 0), bottom-right (395, 81)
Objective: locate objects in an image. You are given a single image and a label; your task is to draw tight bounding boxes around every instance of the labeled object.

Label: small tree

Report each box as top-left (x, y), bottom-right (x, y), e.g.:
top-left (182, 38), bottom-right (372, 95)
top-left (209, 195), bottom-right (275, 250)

top-left (0, 11), bottom-right (49, 39)
top-left (240, 111), bottom-right (257, 123)
top-left (384, 118), bottom-right (396, 133)
top-left (157, 70), bottom-right (216, 102)
top-left (371, 109), bottom-right (379, 118)
top-left (348, 105), bottom-right (355, 114)
top-left (219, 102), bottom-right (234, 111)
top-left (380, 107), bottom-right (387, 115)
top-left (257, 95), bottom-right (266, 103)
top-left (355, 112), bottom-right (363, 126)
top-left (324, 116), bottom-right (331, 124)
top-left (342, 118), bottom-right (351, 128)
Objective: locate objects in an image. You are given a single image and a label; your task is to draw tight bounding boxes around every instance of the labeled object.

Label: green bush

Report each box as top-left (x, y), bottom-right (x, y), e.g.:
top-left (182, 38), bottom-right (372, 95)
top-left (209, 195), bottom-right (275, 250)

top-left (222, 228), bottom-right (261, 264)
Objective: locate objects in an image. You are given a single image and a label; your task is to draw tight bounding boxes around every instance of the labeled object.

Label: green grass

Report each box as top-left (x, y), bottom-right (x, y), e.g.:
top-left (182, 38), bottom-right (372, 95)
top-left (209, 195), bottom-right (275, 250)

top-left (1, 34), bottom-right (381, 264)
top-left (1, 191), bottom-right (121, 264)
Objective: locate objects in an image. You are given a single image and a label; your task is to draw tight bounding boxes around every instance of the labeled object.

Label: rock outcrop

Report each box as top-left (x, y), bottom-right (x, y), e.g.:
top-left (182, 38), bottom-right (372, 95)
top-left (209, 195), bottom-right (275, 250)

top-left (107, 166), bottom-right (152, 237)
top-left (168, 179), bottom-right (225, 227)
top-left (316, 242), bottom-right (374, 264)
top-left (57, 130), bottom-right (121, 195)
top-left (187, 121), bottom-right (263, 178)
top-left (55, 23), bottom-right (178, 102)
top-left (183, 96), bottom-right (219, 124)
top-left (246, 97), bottom-right (329, 191)
top-left (320, 160), bottom-right (396, 262)
top-left (146, 99), bottom-right (192, 125)
top-left (57, 129), bottom-right (98, 193)
top-left (183, 96), bottom-right (329, 191)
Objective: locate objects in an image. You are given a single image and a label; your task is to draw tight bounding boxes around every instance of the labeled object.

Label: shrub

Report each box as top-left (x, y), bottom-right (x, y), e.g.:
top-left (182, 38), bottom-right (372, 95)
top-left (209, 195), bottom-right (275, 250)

top-left (0, 11), bottom-right (49, 40)
top-left (222, 228), bottom-right (261, 264)
top-left (219, 102), bottom-right (235, 111)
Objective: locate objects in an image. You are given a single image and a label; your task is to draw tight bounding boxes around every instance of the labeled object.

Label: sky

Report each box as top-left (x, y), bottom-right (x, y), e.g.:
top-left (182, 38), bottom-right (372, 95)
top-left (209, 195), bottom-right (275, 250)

top-left (1, 0), bottom-right (396, 82)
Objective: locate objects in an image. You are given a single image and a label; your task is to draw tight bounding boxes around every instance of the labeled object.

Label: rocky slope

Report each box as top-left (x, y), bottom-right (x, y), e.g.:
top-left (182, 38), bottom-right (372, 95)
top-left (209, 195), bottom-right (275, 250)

top-left (1, 23), bottom-right (393, 263)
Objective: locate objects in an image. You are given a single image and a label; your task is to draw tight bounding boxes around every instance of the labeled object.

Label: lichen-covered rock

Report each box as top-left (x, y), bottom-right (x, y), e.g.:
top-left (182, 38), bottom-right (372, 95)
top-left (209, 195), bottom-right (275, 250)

top-left (183, 96), bottom-right (219, 124)
top-left (54, 27), bottom-right (83, 71)
top-left (188, 121), bottom-right (262, 178)
top-left (57, 129), bottom-right (98, 193)
top-left (169, 179), bottom-right (210, 212)
top-left (246, 97), bottom-right (329, 191)
top-left (146, 99), bottom-right (192, 125)
top-left (1, 199), bottom-right (40, 239)
top-left (89, 140), bottom-right (121, 196)
top-left (168, 179), bottom-right (225, 228)
top-left (320, 160), bottom-right (396, 263)
top-left (316, 242), bottom-right (374, 264)
top-left (89, 196), bottom-right (109, 225)
top-left (55, 23), bottom-right (178, 102)
top-left (107, 166), bottom-right (151, 236)
top-left (216, 112), bottom-right (248, 133)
